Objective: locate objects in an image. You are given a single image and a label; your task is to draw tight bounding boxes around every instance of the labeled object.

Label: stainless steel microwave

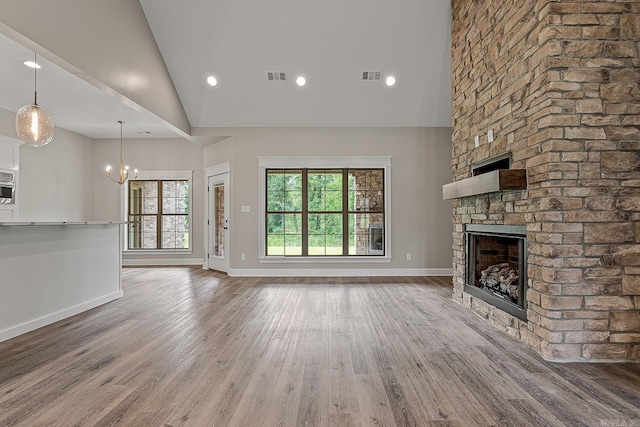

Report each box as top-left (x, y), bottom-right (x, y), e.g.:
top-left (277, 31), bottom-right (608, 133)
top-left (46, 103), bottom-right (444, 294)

top-left (0, 169), bottom-right (16, 204)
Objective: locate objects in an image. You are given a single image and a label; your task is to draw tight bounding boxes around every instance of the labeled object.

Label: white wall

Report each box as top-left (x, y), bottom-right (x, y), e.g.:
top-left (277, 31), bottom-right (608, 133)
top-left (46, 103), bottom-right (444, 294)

top-left (203, 127), bottom-right (453, 275)
top-left (2, 110), bottom-right (454, 273)
top-left (19, 127), bottom-right (94, 221)
top-left (0, 107), bottom-right (94, 222)
top-left (93, 137), bottom-right (205, 263)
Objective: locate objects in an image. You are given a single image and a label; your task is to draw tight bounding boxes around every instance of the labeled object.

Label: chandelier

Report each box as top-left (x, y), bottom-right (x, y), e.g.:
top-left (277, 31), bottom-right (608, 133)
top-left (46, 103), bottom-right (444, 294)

top-left (106, 121), bottom-right (137, 185)
top-left (15, 54), bottom-right (55, 147)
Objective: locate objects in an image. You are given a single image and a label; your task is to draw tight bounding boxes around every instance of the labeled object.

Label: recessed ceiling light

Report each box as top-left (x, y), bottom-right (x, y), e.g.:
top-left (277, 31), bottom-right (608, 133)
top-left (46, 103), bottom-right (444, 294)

top-left (22, 60), bottom-right (41, 69)
top-left (206, 76), bottom-right (218, 87)
top-left (296, 76), bottom-right (306, 87)
top-left (385, 76), bottom-right (396, 87)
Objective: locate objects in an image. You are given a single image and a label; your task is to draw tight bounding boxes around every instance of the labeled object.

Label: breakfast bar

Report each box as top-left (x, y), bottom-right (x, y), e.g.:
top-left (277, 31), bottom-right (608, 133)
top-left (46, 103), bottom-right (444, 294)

top-left (0, 221), bottom-right (124, 342)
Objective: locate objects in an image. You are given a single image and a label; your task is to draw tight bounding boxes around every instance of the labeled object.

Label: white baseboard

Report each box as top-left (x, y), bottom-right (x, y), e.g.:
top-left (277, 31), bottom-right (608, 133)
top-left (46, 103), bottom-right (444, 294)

top-left (122, 258), bottom-right (204, 266)
top-left (0, 290), bottom-right (123, 344)
top-left (227, 268), bottom-right (453, 277)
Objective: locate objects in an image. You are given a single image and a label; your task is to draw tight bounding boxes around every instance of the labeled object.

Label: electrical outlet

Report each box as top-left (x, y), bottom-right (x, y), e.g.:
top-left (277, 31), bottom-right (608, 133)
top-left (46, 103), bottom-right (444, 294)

top-left (241, 206), bottom-right (251, 213)
top-left (474, 135), bottom-right (480, 147)
top-left (406, 253), bottom-right (412, 261)
top-left (241, 253), bottom-right (246, 261)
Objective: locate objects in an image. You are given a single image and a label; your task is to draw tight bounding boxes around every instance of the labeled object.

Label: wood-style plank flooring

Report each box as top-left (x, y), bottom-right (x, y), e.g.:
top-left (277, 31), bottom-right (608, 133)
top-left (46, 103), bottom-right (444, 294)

top-left (0, 267), bottom-right (639, 426)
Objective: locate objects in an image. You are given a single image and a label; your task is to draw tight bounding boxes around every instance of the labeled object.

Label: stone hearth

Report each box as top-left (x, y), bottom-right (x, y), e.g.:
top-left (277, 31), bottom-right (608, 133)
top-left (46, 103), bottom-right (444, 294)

top-left (450, 1), bottom-right (640, 361)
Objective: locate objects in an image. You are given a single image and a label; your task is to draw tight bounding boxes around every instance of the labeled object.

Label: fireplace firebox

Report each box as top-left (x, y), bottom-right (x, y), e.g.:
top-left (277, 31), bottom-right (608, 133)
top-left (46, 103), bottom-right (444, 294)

top-left (465, 224), bottom-right (528, 320)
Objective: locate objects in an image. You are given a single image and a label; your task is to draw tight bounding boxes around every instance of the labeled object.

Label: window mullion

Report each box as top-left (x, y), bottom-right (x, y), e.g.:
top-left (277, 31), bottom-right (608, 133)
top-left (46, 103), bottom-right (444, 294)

top-left (342, 169), bottom-right (349, 256)
top-left (127, 181), bottom-right (132, 250)
top-left (157, 181), bottom-right (162, 250)
top-left (301, 169), bottom-right (308, 256)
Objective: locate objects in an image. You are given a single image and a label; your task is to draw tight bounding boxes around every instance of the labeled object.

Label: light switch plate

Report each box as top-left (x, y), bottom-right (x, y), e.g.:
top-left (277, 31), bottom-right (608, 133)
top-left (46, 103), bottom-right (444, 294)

top-left (487, 129), bottom-right (494, 143)
top-left (474, 135), bottom-right (480, 147)
top-left (241, 205), bottom-right (250, 213)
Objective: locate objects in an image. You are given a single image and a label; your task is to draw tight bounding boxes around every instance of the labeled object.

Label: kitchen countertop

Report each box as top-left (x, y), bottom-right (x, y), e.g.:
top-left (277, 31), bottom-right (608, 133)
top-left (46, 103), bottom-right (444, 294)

top-left (0, 221), bottom-right (127, 227)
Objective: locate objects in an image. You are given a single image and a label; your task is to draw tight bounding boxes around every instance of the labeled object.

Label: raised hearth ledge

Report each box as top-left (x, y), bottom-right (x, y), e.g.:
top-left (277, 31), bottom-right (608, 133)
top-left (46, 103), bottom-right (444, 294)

top-left (442, 169), bottom-right (527, 200)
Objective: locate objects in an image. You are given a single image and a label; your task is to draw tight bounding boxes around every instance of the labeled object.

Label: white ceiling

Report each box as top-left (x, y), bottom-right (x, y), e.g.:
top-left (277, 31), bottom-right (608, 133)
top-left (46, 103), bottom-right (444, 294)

top-left (0, 0), bottom-right (452, 140)
top-left (0, 33), bottom-right (176, 139)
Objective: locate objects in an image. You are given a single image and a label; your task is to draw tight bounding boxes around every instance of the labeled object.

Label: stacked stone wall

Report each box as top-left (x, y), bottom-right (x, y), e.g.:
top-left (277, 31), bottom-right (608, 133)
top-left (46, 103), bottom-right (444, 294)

top-left (451, 0), bottom-right (640, 360)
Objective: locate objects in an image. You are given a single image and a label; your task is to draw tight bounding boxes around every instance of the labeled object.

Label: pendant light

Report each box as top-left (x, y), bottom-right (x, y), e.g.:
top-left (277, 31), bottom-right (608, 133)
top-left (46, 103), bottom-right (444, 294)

top-left (15, 54), bottom-right (54, 147)
top-left (106, 120), bottom-right (137, 185)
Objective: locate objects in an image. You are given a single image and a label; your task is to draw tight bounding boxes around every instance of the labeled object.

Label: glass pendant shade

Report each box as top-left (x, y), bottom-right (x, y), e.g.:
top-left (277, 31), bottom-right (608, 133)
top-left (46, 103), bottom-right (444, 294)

top-left (15, 103), bottom-right (55, 147)
top-left (16, 54), bottom-right (54, 147)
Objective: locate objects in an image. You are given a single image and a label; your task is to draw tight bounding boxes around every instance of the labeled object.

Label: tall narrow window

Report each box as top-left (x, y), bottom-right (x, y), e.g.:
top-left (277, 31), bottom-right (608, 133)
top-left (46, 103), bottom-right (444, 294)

top-left (213, 185), bottom-right (225, 257)
top-left (266, 170), bottom-right (303, 255)
top-left (128, 179), bottom-right (190, 250)
top-left (265, 168), bottom-right (385, 256)
top-left (347, 169), bottom-right (384, 255)
top-left (308, 170), bottom-right (343, 255)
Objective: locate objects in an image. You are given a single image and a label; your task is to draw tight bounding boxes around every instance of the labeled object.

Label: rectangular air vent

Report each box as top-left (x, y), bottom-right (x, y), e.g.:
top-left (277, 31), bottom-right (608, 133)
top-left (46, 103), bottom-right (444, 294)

top-left (361, 70), bottom-right (382, 81)
top-left (267, 71), bottom-right (287, 82)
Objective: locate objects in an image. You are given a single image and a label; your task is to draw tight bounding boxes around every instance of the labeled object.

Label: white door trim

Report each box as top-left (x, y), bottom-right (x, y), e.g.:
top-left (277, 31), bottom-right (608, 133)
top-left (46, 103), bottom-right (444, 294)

top-left (203, 163), bottom-right (231, 272)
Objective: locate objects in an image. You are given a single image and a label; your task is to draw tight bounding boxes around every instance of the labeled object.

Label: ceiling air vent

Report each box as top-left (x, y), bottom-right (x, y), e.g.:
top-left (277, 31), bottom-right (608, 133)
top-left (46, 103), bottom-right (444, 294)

top-left (361, 70), bottom-right (382, 81)
top-left (267, 71), bottom-right (287, 82)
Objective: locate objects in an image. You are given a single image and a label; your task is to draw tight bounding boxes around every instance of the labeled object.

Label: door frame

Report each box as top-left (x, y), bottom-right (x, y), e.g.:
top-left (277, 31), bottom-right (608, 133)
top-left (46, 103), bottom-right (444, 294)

top-left (203, 162), bottom-right (230, 272)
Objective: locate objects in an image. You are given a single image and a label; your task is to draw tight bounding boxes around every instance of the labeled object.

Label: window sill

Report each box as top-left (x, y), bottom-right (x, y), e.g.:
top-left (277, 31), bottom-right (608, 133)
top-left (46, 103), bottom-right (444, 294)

top-left (124, 249), bottom-right (193, 256)
top-left (260, 256), bottom-right (391, 264)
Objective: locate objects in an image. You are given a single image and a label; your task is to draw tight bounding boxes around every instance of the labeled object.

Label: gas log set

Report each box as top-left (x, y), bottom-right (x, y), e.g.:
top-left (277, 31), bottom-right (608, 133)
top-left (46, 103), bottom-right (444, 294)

top-left (479, 263), bottom-right (519, 303)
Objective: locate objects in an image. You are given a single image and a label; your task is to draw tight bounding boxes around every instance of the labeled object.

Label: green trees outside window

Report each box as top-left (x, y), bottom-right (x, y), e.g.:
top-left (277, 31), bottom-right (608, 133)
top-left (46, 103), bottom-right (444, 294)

top-left (266, 168), bottom-right (384, 256)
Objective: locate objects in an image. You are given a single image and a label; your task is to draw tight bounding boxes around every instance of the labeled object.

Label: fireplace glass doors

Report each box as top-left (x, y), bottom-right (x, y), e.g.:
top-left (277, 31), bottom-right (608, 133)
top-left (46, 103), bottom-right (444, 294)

top-left (465, 225), bottom-right (527, 320)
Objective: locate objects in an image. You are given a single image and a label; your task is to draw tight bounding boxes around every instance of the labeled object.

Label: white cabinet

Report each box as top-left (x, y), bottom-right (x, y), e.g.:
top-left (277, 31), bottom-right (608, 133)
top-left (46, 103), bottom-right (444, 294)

top-left (0, 138), bottom-right (19, 170)
top-left (0, 209), bottom-right (14, 222)
top-left (0, 137), bottom-right (19, 221)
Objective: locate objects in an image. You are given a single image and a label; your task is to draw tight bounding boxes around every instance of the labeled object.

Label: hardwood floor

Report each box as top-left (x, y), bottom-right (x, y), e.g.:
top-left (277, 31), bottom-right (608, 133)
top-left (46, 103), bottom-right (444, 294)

top-left (0, 267), bottom-right (639, 426)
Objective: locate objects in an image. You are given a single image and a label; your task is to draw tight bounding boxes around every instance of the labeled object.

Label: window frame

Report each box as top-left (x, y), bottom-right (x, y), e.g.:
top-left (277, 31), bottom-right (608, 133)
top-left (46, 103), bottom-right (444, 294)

top-left (259, 157), bottom-right (391, 263)
top-left (122, 170), bottom-right (193, 254)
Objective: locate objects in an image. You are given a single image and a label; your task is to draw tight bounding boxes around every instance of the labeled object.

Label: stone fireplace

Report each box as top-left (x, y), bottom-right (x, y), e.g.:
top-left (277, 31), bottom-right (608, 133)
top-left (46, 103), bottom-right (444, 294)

top-left (449, 1), bottom-right (640, 361)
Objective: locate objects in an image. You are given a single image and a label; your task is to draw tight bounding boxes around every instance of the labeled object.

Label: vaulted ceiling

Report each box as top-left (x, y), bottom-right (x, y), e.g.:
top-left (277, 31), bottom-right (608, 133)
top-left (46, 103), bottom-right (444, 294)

top-left (0, 0), bottom-right (451, 141)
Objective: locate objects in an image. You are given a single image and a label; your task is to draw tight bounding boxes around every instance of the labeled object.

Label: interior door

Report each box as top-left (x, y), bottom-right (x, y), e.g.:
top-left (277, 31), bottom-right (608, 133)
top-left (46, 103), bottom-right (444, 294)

top-left (208, 172), bottom-right (229, 272)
